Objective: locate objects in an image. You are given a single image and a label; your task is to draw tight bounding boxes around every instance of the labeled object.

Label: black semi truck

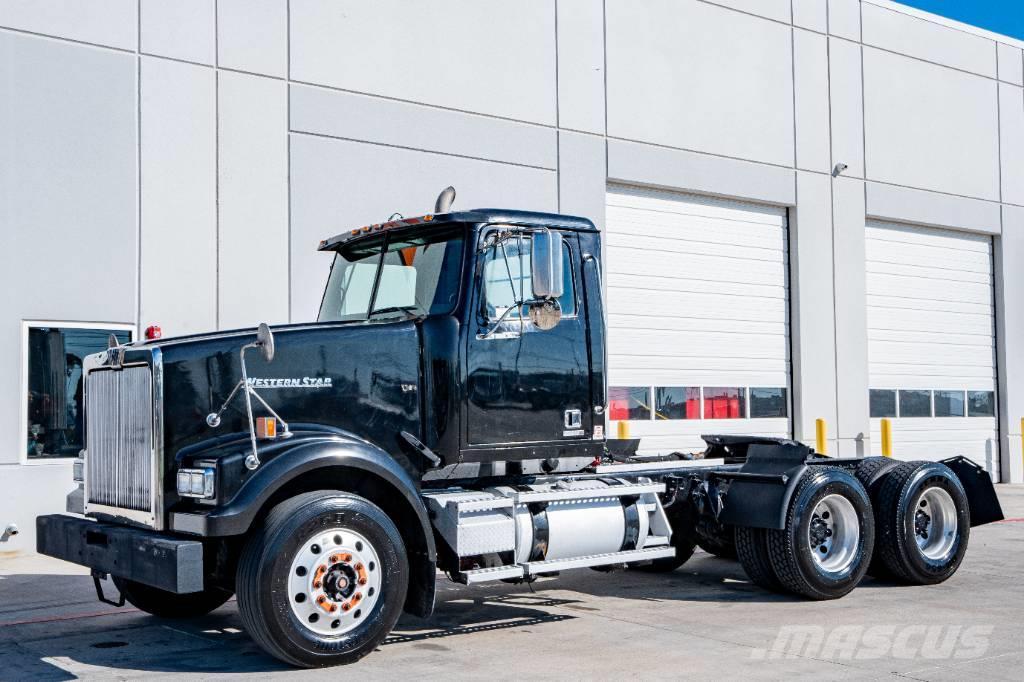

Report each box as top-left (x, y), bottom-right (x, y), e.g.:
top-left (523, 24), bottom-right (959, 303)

top-left (37, 191), bottom-right (1004, 667)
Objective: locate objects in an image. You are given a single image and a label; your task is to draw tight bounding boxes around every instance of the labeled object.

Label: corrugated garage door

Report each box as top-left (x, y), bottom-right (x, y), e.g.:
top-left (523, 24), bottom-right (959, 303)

top-left (866, 220), bottom-right (999, 479)
top-left (605, 185), bottom-right (791, 455)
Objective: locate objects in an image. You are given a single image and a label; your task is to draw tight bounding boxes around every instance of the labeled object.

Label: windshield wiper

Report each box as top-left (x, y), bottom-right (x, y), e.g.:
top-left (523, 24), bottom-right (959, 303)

top-left (367, 305), bottom-right (422, 321)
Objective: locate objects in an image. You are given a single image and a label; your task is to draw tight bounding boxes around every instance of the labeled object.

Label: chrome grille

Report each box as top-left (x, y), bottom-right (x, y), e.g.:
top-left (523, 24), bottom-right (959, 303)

top-left (85, 366), bottom-right (155, 520)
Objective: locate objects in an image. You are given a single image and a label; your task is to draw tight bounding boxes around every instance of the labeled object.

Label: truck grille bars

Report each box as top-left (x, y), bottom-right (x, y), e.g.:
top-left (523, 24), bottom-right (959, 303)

top-left (84, 364), bottom-right (159, 527)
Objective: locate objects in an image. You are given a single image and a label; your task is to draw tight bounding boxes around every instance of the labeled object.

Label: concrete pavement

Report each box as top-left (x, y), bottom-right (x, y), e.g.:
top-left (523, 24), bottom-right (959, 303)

top-left (1, 486), bottom-right (1022, 680)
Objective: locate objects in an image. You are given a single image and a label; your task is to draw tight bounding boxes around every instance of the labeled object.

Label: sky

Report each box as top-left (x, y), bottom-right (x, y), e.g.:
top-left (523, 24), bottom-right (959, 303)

top-left (896, 0), bottom-right (1024, 41)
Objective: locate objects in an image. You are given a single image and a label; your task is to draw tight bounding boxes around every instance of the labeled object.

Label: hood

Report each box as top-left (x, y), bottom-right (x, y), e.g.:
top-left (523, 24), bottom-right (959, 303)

top-left (155, 321), bottom-right (422, 467)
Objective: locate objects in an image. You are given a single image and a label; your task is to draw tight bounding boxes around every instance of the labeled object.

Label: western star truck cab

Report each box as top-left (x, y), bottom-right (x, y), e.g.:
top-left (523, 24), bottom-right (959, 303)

top-left (37, 192), bottom-right (1004, 667)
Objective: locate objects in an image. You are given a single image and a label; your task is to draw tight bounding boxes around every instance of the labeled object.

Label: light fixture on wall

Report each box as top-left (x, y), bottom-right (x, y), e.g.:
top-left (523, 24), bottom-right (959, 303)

top-left (832, 163), bottom-right (849, 177)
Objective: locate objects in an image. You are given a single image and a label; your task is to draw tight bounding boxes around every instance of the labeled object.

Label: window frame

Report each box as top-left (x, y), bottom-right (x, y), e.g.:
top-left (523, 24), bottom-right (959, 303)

top-left (897, 389), bottom-right (933, 419)
top-left (967, 390), bottom-right (997, 418)
top-left (702, 386), bottom-right (748, 420)
top-left (20, 320), bottom-right (136, 465)
top-left (653, 386), bottom-right (701, 421)
top-left (933, 389), bottom-right (967, 418)
top-left (748, 386), bottom-right (789, 419)
top-left (869, 388), bottom-right (898, 418)
top-left (477, 226), bottom-right (579, 326)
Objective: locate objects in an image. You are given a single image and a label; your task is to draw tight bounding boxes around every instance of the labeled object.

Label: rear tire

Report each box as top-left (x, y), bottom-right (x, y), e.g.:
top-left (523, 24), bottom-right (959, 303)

top-left (854, 457), bottom-right (900, 495)
top-left (765, 466), bottom-right (874, 600)
top-left (236, 491), bottom-right (408, 668)
top-left (873, 461), bottom-right (970, 585)
top-left (697, 523), bottom-right (737, 560)
top-left (735, 526), bottom-right (783, 592)
top-left (112, 577), bottom-right (231, 618)
top-left (854, 457), bottom-right (903, 579)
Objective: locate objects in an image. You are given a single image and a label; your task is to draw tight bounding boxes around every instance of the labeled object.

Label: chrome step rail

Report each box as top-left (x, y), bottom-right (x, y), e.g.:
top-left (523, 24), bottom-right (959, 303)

top-left (456, 546), bottom-right (678, 584)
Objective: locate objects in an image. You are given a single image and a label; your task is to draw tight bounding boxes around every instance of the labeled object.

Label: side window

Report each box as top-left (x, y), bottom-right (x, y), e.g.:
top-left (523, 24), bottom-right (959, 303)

top-left (25, 324), bottom-right (132, 459)
top-left (481, 235), bottom-right (576, 321)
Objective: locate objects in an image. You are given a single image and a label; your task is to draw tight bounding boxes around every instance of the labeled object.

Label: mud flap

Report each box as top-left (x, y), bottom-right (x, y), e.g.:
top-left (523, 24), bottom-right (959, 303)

top-left (941, 456), bottom-right (1004, 526)
top-left (714, 439), bottom-right (814, 530)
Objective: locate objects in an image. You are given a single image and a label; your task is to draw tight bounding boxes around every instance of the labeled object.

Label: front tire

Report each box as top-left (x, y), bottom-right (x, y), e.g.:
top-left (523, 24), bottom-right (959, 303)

top-left (765, 467), bottom-right (874, 600)
top-left (873, 461), bottom-right (970, 585)
top-left (236, 491), bottom-right (408, 668)
top-left (112, 577), bottom-right (232, 618)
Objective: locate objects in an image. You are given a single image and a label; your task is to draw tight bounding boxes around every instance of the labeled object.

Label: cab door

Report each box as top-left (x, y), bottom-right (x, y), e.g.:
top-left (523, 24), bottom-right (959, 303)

top-left (463, 229), bottom-right (594, 460)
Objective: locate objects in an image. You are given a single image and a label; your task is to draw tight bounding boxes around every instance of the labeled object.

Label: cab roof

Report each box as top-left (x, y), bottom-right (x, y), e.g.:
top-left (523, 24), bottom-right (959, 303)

top-left (317, 208), bottom-right (597, 252)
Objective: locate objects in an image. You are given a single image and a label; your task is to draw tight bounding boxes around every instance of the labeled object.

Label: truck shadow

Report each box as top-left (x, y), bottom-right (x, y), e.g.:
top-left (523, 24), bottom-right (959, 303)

top-left (2, 550), bottom-right (896, 677)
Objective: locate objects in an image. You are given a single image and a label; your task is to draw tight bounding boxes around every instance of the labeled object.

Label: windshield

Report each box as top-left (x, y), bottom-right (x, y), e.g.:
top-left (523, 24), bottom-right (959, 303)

top-left (318, 226), bottom-right (465, 322)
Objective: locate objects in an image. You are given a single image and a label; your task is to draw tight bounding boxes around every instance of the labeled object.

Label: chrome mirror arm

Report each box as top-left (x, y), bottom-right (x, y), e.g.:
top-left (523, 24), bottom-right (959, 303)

top-left (239, 342), bottom-right (261, 470)
top-left (204, 324), bottom-right (288, 471)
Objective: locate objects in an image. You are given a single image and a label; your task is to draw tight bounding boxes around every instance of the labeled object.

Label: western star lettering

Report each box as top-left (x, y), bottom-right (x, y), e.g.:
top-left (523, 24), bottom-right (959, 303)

top-left (246, 377), bottom-right (334, 389)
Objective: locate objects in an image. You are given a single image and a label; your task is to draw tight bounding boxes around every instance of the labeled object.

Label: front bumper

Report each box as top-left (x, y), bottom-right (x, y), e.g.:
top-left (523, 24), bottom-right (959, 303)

top-left (36, 514), bottom-right (204, 594)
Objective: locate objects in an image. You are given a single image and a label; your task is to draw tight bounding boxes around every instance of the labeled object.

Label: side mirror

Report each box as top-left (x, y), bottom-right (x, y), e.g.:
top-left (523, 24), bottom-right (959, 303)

top-left (255, 322), bottom-right (275, 363)
top-left (531, 229), bottom-right (564, 300)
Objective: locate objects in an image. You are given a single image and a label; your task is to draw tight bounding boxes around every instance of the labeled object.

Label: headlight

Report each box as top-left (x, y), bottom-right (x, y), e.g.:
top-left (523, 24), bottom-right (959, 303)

top-left (177, 467), bottom-right (215, 499)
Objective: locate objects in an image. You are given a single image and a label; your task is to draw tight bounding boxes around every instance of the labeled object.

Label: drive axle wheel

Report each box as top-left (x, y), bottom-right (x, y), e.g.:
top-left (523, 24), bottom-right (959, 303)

top-left (765, 467), bottom-right (874, 600)
top-left (697, 523), bottom-right (737, 560)
top-left (873, 461), bottom-right (970, 585)
top-left (735, 526), bottom-right (783, 592)
top-left (236, 491), bottom-right (407, 668)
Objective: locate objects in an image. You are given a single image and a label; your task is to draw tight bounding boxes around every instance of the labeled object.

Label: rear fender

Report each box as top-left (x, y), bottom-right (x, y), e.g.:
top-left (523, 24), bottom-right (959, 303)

top-left (716, 439), bottom-right (814, 530)
top-left (941, 456), bottom-right (1004, 526)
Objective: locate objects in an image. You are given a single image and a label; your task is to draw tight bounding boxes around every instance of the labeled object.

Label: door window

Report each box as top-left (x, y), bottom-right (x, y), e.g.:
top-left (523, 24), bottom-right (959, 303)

top-left (481, 235), bottom-right (576, 320)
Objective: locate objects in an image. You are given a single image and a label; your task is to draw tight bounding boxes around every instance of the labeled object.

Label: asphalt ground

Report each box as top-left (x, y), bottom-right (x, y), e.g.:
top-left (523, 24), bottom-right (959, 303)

top-left (1, 486), bottom-right (1022, 681)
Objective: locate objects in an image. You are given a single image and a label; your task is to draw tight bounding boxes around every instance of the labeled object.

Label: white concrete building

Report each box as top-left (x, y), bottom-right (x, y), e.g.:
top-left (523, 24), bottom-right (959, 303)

top-left (2, 0), bottom-right (1022, 556)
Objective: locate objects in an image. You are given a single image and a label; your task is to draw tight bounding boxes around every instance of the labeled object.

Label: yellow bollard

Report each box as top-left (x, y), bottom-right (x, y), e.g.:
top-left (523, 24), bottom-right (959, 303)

top-left (617, 421), bottom-right (630, 439)
top-left (880, 418), bottom-right (893, 458)
top-left (815, 418), bottom-right (827, 456)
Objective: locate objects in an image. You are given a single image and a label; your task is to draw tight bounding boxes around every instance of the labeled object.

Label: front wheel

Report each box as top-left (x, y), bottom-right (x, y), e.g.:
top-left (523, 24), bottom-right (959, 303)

top-left (765, 466), bottom-right (875, 600)
top-left (236, 491), bottom-right (408, 668)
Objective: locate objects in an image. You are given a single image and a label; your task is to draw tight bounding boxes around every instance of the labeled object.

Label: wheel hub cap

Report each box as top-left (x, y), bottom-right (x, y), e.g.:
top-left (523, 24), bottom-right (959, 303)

top-left (807, 494), bottom-right (860, 575)
top-left (288, 528), bottom-right (382, 636)
top-left (914, 487), bottom-right (958, 561)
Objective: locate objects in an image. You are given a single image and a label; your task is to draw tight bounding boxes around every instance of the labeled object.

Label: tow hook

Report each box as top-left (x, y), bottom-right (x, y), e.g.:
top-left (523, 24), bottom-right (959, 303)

top-left (92, 570), bottom-right (126, 608)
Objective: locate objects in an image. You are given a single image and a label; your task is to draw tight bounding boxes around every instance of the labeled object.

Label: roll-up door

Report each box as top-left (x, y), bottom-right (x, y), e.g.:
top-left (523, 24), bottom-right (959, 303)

top-left (605, 185), bottom-right (791, 455)
top-left (866, 220), bottom-right (999, 478)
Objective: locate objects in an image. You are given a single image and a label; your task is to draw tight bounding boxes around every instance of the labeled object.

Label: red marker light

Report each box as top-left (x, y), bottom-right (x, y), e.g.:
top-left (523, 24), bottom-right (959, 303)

top-left (145, 325), bottom-right (162, 341)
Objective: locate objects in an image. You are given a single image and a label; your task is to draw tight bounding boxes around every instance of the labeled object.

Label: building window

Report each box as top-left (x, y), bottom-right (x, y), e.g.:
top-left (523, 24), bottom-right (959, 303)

top-left (967, 391), bottom-right (996, 417)
top-left (654, 387), bottom-right (699, 420)
top-left (898, 390), bottom-right (932, 418)
top-left (869, 389), bottom-right (897, 418)
top-left (703, 387), bottom-right (746, 419)
top-left (26, 325), bottom-right (132, 459)
top-left (608, 387), bottom-right (651, 420)
top-left (749, 387), bottom-right (787, 418)
top-left (934, 390), bottom-right (965, 418)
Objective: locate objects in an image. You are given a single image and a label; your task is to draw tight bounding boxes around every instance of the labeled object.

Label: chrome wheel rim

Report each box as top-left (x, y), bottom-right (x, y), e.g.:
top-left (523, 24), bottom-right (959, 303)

top-left (915, 487), bottom-right (958, 561)
top-left (288, 528), bottom-right (382, 636)
top-left (807, 494), bottom-right (860, 574)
